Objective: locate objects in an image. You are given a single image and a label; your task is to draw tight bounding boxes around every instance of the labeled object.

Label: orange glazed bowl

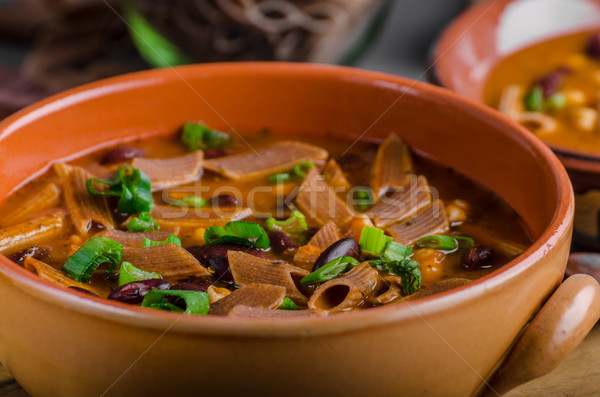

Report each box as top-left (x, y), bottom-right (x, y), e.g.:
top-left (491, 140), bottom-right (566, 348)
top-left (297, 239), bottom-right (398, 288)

top-left (0, 63), bottom-right (597, 397)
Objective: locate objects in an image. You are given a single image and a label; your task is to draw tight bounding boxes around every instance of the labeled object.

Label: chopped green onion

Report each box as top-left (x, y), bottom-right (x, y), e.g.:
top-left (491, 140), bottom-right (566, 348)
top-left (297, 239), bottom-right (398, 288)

top-left (353, 187), bottom-right (374, 211)
top-left (87, 165), bottom-right (153, 214)
top-left (359, 226), bottom-right (393, 257)
top-left (126, 211), bottom-right (160, 232)
top-left (205, 221), bottom-right (270, 249)
top-left (125, 4), bottom-right (190, 68)
top-left (382, 241), bottom-right (412, 262)
top-left (142, 234), bottom-right (181, 248)
top-left (455, 236), bottom-right (475, 249)
top-left (266, 211), bottom-right (307, 234)
top-left (118, 261), bottom-right (161, 286)
top-left (62, 237), bottom-right (123, 282)
top-left (173, 195), bottom-right (206, 208)
top-left (292, 162), bottom-right (314, 178)
top-left (268, 173), bottom-right (291, 184)
top-left (300, 256), bottom-right (359, 285)
top-left (142, 290), bottom-right (210, 315)
top-left (415, 235), bottom-right (457, 250)
top-left (181, 122), bottom-right (232, 151)
top-left (278, 297), bottom-right (299, 310)
top-left (370, 259), bottom-right (421, 295)
top-left (544, 92), bottom-right (566, 112)
top-left (524, 85), bottom-right (543, 112)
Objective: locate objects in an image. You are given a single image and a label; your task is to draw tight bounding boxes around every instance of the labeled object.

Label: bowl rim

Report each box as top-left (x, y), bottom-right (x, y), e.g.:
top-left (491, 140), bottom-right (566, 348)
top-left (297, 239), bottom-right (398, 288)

top-left (430, 0), bottom-right (600, 165)
top-left (0, 62), bottom-right (574, 337)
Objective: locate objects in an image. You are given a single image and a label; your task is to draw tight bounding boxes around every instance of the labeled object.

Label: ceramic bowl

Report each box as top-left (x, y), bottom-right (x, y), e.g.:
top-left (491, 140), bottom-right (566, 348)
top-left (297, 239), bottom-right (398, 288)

top-left (430, 0), bottom-right (600, 249)
top-left (0, 63), bottom-right (597, 397)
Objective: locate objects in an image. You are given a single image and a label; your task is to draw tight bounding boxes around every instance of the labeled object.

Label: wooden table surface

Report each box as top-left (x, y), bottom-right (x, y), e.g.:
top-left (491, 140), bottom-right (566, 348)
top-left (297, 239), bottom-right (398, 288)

top-left (1, 324), bottom-right (599, 396)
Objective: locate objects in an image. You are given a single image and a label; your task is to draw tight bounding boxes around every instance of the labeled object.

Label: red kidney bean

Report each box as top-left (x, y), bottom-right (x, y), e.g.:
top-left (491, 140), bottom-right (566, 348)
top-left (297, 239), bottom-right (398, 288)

top-left (107, 279), bottom-right (171, 305)
top-left (461, 246), bottom-right (495, 271)
top-left (586, 33), bottom-right (600, 59)
top-left (204, 254), bottom-right (234, 285)
top-left (313, 238), bottom-right (359, 271)
top-left (170, 281), bottom-right (211, 292)
top-left (8, 245), bottom-right (51, 265)
top-left (68, 286), bottom-right (98, 297)
top-left (100, 146), bottom-right (146, 165)
top-left (211, 194), bottom-right (238, 207)
top-left (204, 149), bottom-right (227, 159)
top-left (536, 71), bottom-right (566, 98)
top-left (268, 231), bottom-right (297, 255)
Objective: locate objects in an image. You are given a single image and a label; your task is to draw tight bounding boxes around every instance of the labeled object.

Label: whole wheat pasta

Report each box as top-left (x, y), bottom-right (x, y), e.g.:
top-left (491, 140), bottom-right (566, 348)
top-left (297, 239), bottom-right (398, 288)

top-left (370, 134), bottom-right (414, 198)
top-left (204, 141), bottom-right (328, 180)
top-left (366, 175), bottom-right (432, 228)
top-left (308, 263), bottom-right (382, 312)
top-left (228, 250), bottom-right (309, 304)
top-left (131, 151), bottom-right (204, 191)
top-left (0, 183), bottom-right (61, 227)
top-left (295, 167), bottom-right (353, 227)
top-left (210, 284), bottom-right (287, 316)
top-left (150, 205), bottom-right (252, 229)
top-left (96, 228), bottom-right (180, 248)
top-left (0, 211), bottom-right (65, 255)
top-left (122, 244), bottom-right (210, 282)
top-left (498, 85), bottom-right (524, 119)
top-left (385, 199), bottom-right (450, 245)
top-left (24, 257), bottom-right (103, 296)
top-left (372, 275), bottom-right (404, 306)
top-left (54, 163), bottom-right (114, 234)
top-left (309, 220), bottom-right (343, 249)
top-left (323, 158), bottom-right (350, 192)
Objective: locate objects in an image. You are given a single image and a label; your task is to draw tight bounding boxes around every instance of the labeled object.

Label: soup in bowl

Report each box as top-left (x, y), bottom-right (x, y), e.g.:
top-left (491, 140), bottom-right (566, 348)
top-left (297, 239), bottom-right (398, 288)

top-left (0, 63), bottom-right (595, 397)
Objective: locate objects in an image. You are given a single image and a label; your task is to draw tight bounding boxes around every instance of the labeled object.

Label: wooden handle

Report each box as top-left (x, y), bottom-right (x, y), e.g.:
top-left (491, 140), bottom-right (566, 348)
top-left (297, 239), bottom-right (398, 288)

top-left (480, 274), bottom-right (600, 396)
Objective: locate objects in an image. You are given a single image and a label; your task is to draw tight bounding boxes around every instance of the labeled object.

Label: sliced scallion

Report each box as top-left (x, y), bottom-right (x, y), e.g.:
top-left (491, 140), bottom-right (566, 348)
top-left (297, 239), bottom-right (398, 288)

top-left (181, 122), bottom-right (232, 152)
top-left (174, 195), bottom-right (206, 208)
top-left (266, 211), bottom-right (307, 234)
top-left (126, 211), bottom-right (160, 232)
top-left (62, 237), bottom-right (123, 282)
top-left (359, 226), bottom-right (392, 257)
top-left (268, 173), bottom-right (291, 184)
top-left (142, 234), bottom-right (181, 248)
top-left (524, 85), bottom-right (543, 112)
top-left (204, 221), bottom-right (270, 249)
top-left (353, 187), bottom-right (374, 211)
top-left (87, 165), bottom-right (153, 214)
top-left (278, 297), bottom-right (299, 310)
top-left (118, 261), bottom-right (161, 286)
top-left (415, 235), bottom-right (457, 250)
top-left (381, 241), bottom-right (412, 262)
top-left (142, 290), bottom-right (210, 315)
top-left (545, 92), bottom-right (566, 112)
top-left (455, 236), bottom-right (475, 249)
top-left (292, 162), bottom-right (314, 178)
top-left (300, 256), bottom-right (359, 285)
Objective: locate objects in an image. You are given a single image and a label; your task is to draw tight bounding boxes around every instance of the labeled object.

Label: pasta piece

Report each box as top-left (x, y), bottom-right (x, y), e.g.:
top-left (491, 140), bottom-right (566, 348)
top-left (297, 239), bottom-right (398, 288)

top-left (372, 275), bottom-right (404, 306)
top-left (207, 285), bottom-right (231, 304)
top-left (24, 257), bottom-right (103, 296)
top-left (0, 212), bottom-right (65, 255)
top-left (228, 305), bottom-right (323, 318)
top-left (210, 284), bottom-right (286, 316)
top-left (150, 205), bottom-right (252, 228)
top-left (131, 151), bottom-right (204, 191)
top-left (498, 85), bottom-right (524, 119)
top-left (309, 221), bottom-right (343, 250)
top-left (204, 141), bottom-right (328, 180)
top-left (54, 163), bottom-right (114, 234)
top-left (323, 158), bottom-right (350, 191)
top-left (95, 228), bottom-right (180, 248)
top-left (0, 183), bottom-right (61, 226)
top-left (366, 175), bottom-right (432, 228)
top-left (292, 245), bottom-right (322, 271)
top-left (295, 167), bottom-right (353, 227)
top-left (370, 134), bottom-right (414, 198)
top-left (403, 278), bottom-right (471, 302)
top-left (385, 200), bottom-right (450, 245)
top-left (344, 214), bottom-right (374, 242)
top-left (122, 244), bottom-right (210, 282)
top-left (308, 263), bottom-right (382, 312)
top-left (515, 112), bottom-right (558, 134)
top-left (228, 251), bottom-right (309, 304)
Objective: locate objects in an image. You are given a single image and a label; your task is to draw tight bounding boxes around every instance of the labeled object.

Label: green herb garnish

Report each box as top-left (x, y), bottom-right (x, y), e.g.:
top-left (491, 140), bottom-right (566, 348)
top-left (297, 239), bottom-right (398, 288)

top-left (381, 241), bottom-right (412, 262)
top-left (126, 211), bottom-right (160, 232)
top-left (142, 290), bottom-right (210, 315)
top-left (118, 261), bottom-right (161, 286)
top-left (268, 173), bottom-right (291, 184)
top-left (524, 84), bottom-right (544, 112)
top-left (353, 187), bottom-right (374, 211)
top-left (266, 210), bottom-right (307, 234)
top-left (142, 234), bottom-right (181, 248)
top-left (62, 237), bottom-right (123, 282)
top-left (173, 195), bottom-right (206, 208)
top-left (370, 259), bottom-right (421, 295)
top-left (87, 165), bottom-right (153, 214)
top-left (278, 297), bottom-right (300, 310)
top-left (181, 122), bottom-right (232, 151)
top-left (300, 256), bottom-right (359, 285)
top-left (205, 221), bottom-right (270, 249)
top-left (415, 235), bottom-right (457, 250)
top-left (292, 162), bottom-right (315, 178)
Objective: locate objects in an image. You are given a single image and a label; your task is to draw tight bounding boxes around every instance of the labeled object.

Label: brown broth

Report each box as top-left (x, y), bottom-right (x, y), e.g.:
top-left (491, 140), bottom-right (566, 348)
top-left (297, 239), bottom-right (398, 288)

top-left (485, 30), bottom-right (600, 153)
top-left (0, 130), bottom-right (531, 303)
